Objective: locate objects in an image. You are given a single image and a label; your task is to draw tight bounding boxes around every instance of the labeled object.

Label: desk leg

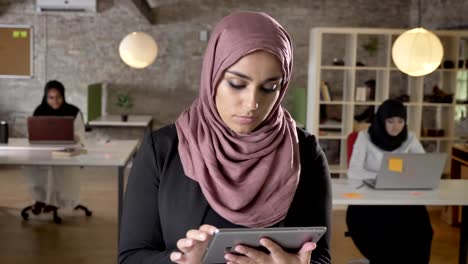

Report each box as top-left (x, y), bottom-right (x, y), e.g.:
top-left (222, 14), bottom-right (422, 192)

top-left (460, 205), bottom-right (468, 264)
top-left (118, 166), bottom-right (125, 242)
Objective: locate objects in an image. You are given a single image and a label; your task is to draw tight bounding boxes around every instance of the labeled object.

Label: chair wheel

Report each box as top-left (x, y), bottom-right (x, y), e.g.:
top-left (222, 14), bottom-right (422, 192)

top-left (74, 205), bottom-right (92, 217)
top-left (53, 215), bottom-right (62, 224)
top-left (52, 210), bottom-right (62, 224)
top-left (21, 211), bottom-right (29, 221)
top-left (21, 206), bottom-right (32, 221)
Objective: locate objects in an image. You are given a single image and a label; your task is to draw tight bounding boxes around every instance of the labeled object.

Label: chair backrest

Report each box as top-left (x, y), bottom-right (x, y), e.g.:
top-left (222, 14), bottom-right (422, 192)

top-left (347, 131), bottom-right (359, 167)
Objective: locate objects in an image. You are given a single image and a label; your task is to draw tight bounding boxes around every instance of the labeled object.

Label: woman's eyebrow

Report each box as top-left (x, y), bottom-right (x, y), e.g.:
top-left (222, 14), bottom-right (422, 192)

top-left (226, 70), bottom-right (282, 82)
top-left (226, 70), bottom-right (252, 80)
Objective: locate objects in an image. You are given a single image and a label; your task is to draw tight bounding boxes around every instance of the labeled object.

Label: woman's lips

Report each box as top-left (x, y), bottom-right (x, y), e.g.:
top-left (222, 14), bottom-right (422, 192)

top-left (234, 115), bottom-right (255, 124)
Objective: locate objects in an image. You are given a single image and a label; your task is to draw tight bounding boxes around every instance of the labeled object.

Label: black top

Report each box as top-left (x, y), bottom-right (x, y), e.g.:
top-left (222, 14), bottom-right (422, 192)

top-left (118, 124), bottom-right (332, 264)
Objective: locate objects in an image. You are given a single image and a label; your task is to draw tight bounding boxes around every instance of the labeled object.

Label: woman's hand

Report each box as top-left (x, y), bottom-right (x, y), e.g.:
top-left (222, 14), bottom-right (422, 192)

top-left (224, 238), bottom-right (316, 264)
top-left (170, 224), bottom-right (218, 264)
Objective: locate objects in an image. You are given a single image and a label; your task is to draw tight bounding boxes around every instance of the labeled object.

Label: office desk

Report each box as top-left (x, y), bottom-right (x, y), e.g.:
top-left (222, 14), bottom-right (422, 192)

top-left (88, 115), bottom-right (153, 130)
top-left (451, 144), bottom-right (468, 225)
top-left (332, 178), bottom-right (468, 264)
top-left (0, 138), bottom-right (139, 238)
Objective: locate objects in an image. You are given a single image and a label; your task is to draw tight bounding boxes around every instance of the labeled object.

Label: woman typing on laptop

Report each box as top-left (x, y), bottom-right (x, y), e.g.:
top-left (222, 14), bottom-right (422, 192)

top-left (346, 99), bottom-right (433, 263)
top-left (22, 80), bottom-right (88, 223)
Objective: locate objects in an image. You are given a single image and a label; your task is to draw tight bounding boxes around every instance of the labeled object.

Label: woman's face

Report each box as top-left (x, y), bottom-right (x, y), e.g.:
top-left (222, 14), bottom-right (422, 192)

top-left (215, 51), bottom-right (283, 134)
top-left (385, 117), bottom-right (405, 136)
top-left (47, 88), bottom-right (64, 110)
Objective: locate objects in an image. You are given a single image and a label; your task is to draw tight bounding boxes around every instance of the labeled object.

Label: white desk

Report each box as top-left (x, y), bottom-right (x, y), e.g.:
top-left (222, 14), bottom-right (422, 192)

top-left (0, 138), bottom-right (139, 239)
top-left (332, 179), bottom-right (468, 264)
top-left (88, 115), bottom-right (153, 129)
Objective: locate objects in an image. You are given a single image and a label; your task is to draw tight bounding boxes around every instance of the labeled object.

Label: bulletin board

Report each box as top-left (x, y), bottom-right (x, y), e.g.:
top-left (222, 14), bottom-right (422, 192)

top-left (0, 25), bottom-right (33, 78)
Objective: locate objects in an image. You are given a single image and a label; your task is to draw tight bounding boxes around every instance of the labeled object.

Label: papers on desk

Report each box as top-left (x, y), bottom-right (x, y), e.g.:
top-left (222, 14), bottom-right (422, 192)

top-left (343, 192), bottom-right (363, 199)
top-left (51, 148), bottom-right (87, 158)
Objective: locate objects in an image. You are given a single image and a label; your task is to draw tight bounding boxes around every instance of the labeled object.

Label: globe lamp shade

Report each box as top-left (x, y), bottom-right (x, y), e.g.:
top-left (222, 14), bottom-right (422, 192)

top-left (392, 27), bottom-right (443, 77)
top-left (119, 32), bottom-right (158, 69)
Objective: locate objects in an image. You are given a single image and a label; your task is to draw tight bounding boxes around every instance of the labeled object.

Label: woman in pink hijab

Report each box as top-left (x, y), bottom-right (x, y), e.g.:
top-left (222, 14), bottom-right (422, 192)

top-left (119, 12), bottom-right (331, 264)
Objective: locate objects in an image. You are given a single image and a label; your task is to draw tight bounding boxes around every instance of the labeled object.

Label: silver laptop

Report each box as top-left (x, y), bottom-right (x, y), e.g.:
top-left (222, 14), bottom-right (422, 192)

top-left (363, 153), bottom-right (447, 190)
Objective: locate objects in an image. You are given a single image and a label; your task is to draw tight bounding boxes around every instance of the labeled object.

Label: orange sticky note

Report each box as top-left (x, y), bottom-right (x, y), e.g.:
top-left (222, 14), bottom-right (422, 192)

top-left (388, 158), bottom-right (403, 172)
top-left (343, 192), bottom-right (363, 199)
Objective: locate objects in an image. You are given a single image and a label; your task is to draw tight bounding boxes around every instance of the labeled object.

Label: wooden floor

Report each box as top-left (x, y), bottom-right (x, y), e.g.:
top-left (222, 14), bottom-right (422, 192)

top-left (0, 166), bottom-right (461, 264)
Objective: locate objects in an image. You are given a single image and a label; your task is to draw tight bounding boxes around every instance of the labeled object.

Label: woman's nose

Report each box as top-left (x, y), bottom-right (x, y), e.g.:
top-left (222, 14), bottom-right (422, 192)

top-left (244, 91), bottom-right (259, 111)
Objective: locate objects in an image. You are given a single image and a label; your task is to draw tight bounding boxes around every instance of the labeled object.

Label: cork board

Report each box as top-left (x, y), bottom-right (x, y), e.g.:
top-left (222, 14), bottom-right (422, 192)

top-left (0, 25), bottom-right (32, 77)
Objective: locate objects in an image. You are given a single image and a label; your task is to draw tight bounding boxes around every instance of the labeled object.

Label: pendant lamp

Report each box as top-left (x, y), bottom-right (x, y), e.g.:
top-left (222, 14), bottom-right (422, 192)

top-left (391, 0), bottom-right (443, 76)
top-left (119, 32), bottom-right (158, 69)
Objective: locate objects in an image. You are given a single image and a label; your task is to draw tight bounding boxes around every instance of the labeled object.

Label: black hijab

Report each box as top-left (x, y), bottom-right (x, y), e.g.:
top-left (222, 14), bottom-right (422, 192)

top-left (33, 80), bottom-right (80, 117)
top-left (368, 99), bottom-right (408, 151)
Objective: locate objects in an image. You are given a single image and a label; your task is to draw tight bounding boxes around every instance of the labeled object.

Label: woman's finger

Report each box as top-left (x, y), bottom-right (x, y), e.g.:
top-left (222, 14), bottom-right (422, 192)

top-left (176, 238), bottom-right (194, 253)
top-left (169, 251), bottom-right (185, 263)
top-left (186, 229), bottom-right (209, 242)
top-left (199, 224), bottom-right (218, 235)
top-left (260, 238), bottom-right (283, 256)
top-left (235, 244), bottom-right (268, 263)
top-left (224, 253), bottom-right (254, 264)
top-left (297, 242), bottom-right (316, 263)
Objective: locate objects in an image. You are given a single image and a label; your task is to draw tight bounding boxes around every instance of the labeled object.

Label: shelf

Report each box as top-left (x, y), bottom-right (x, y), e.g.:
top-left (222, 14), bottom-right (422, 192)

top-left (320, 66), bottom-right (388, 71)
top-left (354, 101), bottom-right (381, 106)
top-left (308, 27), bottom-right (468, 178)
top-left (355, 66), bottom-right (387, 71)
top-left (420, 137), bottom-right (452, 141)
top-left (319, 101), bottom-right (351, 105)
top-left (318, 132), bottom-right (346, 139)
top-left (319, 120), bottom-right (342, 129)
top-left (403, 102), bottom-right (421, 106)
top-left (421, 102), bottom-right (454, 107)
top-left (321, 66), bottom-right (354, 70)
top-left (389, 68), bottom-right (468, 72)
top-left (435, 68), bottom-right (467, 73)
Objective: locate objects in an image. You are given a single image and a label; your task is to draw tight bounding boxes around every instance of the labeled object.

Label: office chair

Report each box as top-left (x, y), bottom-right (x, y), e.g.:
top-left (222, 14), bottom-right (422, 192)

top-left (21, 202), bottom-right (92, 224)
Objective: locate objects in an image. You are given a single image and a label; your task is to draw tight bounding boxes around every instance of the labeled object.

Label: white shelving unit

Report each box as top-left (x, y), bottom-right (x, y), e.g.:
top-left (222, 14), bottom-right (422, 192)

top-left (306, 27), bottom-right (468, 176)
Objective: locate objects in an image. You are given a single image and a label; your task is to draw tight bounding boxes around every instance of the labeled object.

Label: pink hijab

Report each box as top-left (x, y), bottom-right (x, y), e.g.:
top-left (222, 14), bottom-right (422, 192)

top-left (175, 11), bottom-right (300, 228)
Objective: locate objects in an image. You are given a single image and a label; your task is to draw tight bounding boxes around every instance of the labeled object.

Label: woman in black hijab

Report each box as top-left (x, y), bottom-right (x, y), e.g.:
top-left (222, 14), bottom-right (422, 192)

top-left (368, 99), bottom-right (409, 151)
top-left (33, 80), bottom-right (80, 117)
top-left (23, 80), bottom-right (86, 221)
top-left (346, 99), bottom-right (433, 264)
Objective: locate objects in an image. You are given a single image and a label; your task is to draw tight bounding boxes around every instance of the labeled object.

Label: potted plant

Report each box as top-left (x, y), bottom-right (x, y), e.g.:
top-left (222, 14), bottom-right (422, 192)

top-left (362, 37), bottom-right (379, 57)
top-left (116, 93), bottom-right (133, 122)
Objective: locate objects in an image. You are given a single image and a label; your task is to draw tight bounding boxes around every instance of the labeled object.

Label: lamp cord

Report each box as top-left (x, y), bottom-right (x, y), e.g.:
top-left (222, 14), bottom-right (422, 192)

top-left (418, 0), bottom-right (422, 28)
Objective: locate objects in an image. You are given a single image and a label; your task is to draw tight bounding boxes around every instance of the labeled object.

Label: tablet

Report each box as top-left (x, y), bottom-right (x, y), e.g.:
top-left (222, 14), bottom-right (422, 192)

top-left (202, 226), bottom-right (327, 264)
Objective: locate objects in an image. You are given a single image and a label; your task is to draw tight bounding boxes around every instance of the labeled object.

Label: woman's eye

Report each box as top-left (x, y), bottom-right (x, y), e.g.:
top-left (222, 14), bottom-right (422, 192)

top-left (262, 83), bottom-right (279, 93)
top-left (227, 81), bottom-right (245, 89)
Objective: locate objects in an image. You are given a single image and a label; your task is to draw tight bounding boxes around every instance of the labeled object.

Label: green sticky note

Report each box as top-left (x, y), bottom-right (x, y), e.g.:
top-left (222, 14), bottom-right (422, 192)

top-left (20, 31), bottom-right (28, 38)
top-left (12, 31), bottom-right (20, 38)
